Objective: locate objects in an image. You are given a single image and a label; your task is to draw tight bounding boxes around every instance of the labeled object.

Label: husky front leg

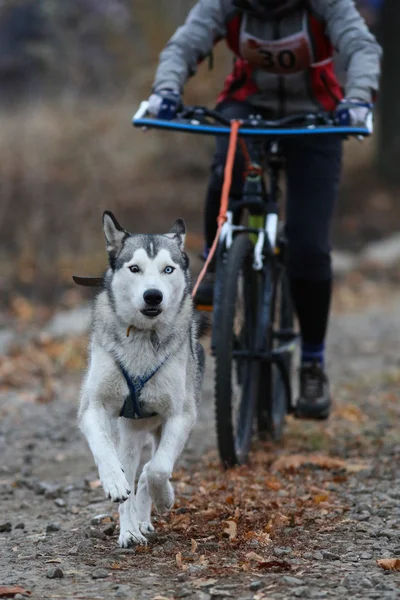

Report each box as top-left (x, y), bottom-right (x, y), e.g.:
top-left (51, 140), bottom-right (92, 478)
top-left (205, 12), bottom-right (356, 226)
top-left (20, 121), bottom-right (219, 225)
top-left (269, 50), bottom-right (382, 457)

top-left (117, 423), bottom-right (148, 547)
top-left (136, 431), bottom-right (161, 535)
top-left (147, 410), bottom-right (195, 513)
top-left (79, 404), bottom-right (131, 503)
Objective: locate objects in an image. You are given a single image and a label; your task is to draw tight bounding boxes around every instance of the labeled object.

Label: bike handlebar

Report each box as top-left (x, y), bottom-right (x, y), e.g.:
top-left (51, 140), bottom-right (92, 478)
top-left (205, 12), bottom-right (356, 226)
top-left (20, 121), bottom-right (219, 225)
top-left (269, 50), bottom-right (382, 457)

top-left (132, 101), bottom-right (371, 138)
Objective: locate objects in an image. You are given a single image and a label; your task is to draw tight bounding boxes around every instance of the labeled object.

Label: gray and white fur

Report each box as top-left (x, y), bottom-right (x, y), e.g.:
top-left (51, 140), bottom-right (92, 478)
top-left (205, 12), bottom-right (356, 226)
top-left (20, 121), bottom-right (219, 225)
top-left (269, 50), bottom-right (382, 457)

top-left (78, 212), bottom-right (205, 547)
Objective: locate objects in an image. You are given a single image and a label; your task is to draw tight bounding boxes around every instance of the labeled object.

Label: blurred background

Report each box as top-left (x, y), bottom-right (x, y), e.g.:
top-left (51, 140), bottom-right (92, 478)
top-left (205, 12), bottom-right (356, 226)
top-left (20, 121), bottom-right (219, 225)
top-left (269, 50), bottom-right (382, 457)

top-left (0, 0), bottom-right (397, 307)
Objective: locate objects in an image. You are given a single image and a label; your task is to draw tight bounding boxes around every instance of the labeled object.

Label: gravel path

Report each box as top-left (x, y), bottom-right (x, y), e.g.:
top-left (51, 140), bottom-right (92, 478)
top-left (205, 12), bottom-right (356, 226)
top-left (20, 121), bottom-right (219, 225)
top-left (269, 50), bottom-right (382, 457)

top-left (0, 283), bottom-right (400, 600)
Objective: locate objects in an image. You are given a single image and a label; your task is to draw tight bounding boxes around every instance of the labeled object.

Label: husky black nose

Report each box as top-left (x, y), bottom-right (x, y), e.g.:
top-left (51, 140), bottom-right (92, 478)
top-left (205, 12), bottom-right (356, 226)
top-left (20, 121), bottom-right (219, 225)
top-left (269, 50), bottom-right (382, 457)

top-left (143, 289), bottom-right (163, 306)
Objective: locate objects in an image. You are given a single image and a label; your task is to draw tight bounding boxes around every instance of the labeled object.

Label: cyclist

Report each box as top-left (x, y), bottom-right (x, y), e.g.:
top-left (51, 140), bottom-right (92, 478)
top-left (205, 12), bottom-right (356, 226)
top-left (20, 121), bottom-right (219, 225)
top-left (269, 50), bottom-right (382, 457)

top-left (146, 0), bottom-right (382, 420)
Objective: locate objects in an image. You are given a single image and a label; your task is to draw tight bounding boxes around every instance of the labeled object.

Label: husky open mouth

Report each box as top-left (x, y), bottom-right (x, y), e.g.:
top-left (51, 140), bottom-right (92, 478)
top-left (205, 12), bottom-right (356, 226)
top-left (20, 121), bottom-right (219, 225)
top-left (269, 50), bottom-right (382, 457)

top-left (141, 308), bottom-right (162, 318)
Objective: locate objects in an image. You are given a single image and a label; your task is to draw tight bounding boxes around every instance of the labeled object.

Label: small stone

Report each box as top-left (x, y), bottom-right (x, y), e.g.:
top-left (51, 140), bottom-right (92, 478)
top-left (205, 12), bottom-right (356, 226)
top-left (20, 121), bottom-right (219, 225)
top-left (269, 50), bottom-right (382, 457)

top-left (355, 512), bottom-right (370, 521)
top-left (175, 590), bottom-right (191, 598)
top-left (35, 481), bottom-right (62, 498)
top-left (187, 565), bottom-right (206, 575)
top-left (15, 522), bottom-right (25, 530)
top-left (292, 588), bottom-right (309, 598)
top-left (91, 513), bottom-right (114, 526)
top-left (313, 551), bottom-right (324, 560)
top-left (54, 498), bottom-right (66, 507)
top-left (85, 527), bottom-right (107, 540)
top-left (360, 552), bottom-right (373, 559)
top-left (249, 580), bottom-right (265, 591)
top-left (76, 539), bottom-right (93, 553)
top-left (92, 568), bottom-right (109, 579)
top-left (46, 523), bottom-right (60, 533)
top-left (360, 578), bottom-right (373, 589)
top-left (283, 576), bottom-right (303, 586)
top-left (14, 595), bottom-right (26, 600)
top-left (103, 523), bottom-right (116, 537)
top-left (273, 547), bottom-right (291, 557)
top-left (46, 567), bottom-right (64, 579)
top-left (321, 550), bottom-right (340, 560)
top-left (20, 501), bottom-right (30, 510)
top-left (356, 503), bottom-right (372, 514)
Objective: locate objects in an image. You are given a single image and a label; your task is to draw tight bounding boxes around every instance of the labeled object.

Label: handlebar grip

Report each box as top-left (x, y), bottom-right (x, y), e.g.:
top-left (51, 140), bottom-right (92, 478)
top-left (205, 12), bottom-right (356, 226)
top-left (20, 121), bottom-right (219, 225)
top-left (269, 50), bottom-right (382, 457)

top-left (133, 101), bottom-right (150, 121)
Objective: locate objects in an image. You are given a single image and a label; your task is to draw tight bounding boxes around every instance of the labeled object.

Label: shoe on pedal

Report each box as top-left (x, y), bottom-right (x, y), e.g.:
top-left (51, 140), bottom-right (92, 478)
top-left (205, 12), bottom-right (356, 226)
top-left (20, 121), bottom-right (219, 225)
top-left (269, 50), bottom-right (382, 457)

top-left (294, 362), bottom-right (331, 420)
top-left (193, 271), bottom-right (215, 307)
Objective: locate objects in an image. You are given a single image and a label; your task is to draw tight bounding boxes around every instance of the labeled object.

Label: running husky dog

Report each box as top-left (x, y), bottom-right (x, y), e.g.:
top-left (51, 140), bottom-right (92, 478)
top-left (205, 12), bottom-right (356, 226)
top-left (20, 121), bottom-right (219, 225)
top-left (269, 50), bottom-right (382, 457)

top-left (78, 212), bottom-right (205, 547)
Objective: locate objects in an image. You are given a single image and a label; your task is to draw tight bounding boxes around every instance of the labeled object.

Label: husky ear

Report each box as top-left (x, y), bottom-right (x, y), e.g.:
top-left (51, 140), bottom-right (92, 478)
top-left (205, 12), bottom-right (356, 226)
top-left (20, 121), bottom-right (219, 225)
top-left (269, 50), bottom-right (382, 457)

top-left (102, 211), bottom-right (128, 267)
top-left (166, 219), bottom-right (186, 250)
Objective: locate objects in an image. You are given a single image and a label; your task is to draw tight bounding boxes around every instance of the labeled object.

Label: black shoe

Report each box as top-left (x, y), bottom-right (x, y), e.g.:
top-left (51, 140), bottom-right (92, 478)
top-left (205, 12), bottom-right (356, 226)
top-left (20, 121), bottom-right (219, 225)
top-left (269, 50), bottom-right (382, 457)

top-left (294, 362), bottom-right (331, 420)
top-left (194, 271), bottom-right (215, 307)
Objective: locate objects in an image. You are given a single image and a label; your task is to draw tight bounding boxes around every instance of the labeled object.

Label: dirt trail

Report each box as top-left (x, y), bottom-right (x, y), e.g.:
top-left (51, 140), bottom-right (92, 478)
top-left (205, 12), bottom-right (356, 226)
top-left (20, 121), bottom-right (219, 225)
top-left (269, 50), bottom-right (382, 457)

top-left (0, 280), bottom-right (400, 600)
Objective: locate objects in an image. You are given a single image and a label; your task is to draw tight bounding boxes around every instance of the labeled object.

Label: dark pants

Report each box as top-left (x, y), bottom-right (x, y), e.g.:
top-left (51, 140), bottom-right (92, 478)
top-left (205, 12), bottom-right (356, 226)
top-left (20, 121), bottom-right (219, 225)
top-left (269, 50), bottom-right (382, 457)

top-left (204, 101), bottom-right (343, 346)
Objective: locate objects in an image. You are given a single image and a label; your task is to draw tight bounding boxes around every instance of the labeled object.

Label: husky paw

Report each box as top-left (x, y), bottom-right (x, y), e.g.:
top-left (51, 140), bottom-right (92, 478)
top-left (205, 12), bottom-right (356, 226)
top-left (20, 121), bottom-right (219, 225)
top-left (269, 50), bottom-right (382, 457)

top-left (139, 521), bottom-right (155, 535)
top-left (148, 473), bottom-right (174, 514)
top-left (100, 466), bottom-right (131, 503)
top-left (119, 528), bottom-right (147, 547)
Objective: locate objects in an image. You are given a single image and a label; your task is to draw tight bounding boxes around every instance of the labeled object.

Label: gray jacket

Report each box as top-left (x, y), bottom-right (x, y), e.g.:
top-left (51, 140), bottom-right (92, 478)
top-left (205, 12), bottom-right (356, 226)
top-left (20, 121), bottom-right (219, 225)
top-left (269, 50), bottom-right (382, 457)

top-left (152, 0), bottom-right (382, 116)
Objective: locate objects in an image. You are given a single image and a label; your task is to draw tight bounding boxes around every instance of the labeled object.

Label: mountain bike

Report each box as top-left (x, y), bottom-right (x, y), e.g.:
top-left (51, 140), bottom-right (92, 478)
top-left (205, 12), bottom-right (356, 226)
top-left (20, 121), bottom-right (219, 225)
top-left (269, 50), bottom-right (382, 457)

top-left (133, 103), bottom-right (369, 467)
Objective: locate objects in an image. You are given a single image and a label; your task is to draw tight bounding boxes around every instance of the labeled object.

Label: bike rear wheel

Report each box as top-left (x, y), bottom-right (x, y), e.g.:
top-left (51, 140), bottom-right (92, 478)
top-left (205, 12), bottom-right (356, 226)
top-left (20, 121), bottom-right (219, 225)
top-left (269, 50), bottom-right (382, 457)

top-left (215, 234), bottom-right (259, 467)
top-left (256, 264), bottom-right (293, 442)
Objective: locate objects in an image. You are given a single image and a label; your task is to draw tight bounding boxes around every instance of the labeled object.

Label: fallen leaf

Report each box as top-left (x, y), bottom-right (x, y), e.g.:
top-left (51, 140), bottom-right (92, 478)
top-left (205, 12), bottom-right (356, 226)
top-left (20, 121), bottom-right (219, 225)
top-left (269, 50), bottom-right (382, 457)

top-left (265, 479), bottom-right (281, 491)
top-left (334, 404), bottom-right (365, 423)
top-left (377, 558), bottom-right (400, 571)
top-left (175, 552), bottom-right (187, 571)
top-left (223, 520), bottom-right (237, 540)
top-left (245, 551), bottom-right (265, 562)
top-left (344, 462), bottom-right (370, 473)
top-left (313, 494), bottom-right (329, 504)
top-left (191, 538), bottom-right (198, 553)
top-left (45, 558), bottom-right (62, 563)
top-left (271, 454), bottom-right (346, 472)
top-left (264, 512), bottom-right (290, 531)
top-left (0, 586), bottom-right (31, 597)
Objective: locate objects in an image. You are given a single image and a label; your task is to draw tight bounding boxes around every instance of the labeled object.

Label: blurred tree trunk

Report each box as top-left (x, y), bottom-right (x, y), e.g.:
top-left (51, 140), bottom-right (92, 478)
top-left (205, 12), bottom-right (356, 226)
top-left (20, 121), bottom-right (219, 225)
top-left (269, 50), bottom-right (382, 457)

top-left (378, 0), bottom-right (400, 183)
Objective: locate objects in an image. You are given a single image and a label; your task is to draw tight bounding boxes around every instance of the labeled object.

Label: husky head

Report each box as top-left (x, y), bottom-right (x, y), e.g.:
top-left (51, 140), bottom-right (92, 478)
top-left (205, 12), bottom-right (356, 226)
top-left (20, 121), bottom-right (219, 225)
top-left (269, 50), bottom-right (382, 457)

top-left (102, 211), bottom-right (190, 330)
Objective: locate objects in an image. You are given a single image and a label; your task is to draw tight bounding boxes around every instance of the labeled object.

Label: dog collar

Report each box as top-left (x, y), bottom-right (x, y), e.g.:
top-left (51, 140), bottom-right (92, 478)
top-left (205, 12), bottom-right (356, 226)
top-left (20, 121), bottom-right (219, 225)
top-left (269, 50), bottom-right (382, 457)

top-left (117, 358), bottom-right (167, 420)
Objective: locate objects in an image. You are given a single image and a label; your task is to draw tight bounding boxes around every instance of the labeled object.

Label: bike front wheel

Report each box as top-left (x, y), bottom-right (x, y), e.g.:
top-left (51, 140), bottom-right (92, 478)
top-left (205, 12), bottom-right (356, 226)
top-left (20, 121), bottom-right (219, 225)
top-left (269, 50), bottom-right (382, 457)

top-left (214, 234), bottom-right (259, 467)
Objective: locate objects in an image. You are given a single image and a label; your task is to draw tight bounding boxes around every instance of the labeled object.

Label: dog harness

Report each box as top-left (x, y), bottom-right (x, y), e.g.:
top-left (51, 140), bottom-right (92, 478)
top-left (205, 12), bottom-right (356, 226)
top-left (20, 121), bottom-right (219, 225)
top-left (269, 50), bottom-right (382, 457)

top-left (118, 359), bottom-right (167, 420)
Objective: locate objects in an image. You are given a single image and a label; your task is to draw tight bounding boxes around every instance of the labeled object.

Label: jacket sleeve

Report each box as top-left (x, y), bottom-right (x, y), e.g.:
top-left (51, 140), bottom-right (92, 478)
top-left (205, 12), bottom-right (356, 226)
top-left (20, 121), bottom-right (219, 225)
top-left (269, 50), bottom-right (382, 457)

top-left (311, 0), bottom-right (382, 102)
top-left (152, 0), bottom-right (233, 93)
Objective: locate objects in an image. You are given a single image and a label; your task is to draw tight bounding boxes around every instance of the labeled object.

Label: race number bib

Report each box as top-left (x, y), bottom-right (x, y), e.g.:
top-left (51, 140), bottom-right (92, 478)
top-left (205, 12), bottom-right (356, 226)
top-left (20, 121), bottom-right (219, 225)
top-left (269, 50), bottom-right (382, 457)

top-left (240, 27), bottom-right (313, 75)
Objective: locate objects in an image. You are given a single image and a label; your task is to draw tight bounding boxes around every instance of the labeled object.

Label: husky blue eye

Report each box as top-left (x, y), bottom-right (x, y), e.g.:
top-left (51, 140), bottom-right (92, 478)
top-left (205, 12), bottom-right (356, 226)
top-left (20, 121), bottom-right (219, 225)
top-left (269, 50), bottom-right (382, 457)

top-left (164, 266), bottom-right (175, 274)
top-left (129, 265), bottom-right (140, 273)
